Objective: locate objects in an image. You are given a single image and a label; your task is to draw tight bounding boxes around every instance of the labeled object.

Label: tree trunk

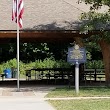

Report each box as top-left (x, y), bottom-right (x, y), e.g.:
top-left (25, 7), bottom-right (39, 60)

top-left (99, 39), bottom-right (110, 86)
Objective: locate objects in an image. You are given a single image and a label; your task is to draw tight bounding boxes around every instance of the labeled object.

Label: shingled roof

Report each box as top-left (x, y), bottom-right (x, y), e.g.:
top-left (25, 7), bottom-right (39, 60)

top-left (0, 0), bottom-right (108, 31)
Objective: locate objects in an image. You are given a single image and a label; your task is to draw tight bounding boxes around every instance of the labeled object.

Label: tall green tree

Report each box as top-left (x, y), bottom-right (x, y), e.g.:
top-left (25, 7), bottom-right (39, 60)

top-left (79, 0), bottom-right (110, 85)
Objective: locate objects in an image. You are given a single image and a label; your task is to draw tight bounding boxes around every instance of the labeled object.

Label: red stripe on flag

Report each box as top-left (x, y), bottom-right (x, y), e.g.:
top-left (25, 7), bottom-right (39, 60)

top-left (12, 0), bottom-right (24, 28)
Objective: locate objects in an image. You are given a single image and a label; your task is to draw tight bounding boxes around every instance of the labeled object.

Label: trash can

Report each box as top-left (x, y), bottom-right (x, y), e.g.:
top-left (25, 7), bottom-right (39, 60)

top-left (12, 68), bottom-right (17, 78)
top-left (4, 69), bottom-right (12, 78)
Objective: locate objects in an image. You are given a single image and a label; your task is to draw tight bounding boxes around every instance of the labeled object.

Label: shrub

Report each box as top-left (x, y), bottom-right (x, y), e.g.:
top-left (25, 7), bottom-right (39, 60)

top-left (0, 58), bottom-right (71, 75)
top-left (85, 60), bottom-right (104, 69)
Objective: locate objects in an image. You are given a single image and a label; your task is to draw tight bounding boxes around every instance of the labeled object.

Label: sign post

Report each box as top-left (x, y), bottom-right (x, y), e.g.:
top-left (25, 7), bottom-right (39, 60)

top-left (75, 61), bottom-right (79, 94)
top-left (67, 44), bottom-right (86, 94)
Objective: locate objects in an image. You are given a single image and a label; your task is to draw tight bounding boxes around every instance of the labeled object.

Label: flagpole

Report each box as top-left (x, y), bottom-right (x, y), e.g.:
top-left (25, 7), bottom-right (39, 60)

top-left (17, 0), bottom-right (20, 91)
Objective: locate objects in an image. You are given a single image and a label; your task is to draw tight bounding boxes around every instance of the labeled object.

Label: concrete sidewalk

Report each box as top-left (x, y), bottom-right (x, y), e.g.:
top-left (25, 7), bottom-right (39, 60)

top-left (0, 85), bottom-right (55, 97)
top-left (0, 97), bottom-right (55, 110)
top-left (0, 85), bottom-right (110, 110)
top-left (0, 85), bottom-right (56, 110)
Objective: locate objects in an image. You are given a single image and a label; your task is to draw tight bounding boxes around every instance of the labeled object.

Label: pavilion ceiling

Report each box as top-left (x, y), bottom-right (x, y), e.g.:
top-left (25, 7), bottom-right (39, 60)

top-left (0, 30), bottom-right (90, 43)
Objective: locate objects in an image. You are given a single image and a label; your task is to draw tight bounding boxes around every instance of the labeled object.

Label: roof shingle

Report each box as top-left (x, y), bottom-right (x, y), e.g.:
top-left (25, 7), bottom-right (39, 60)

top-left (0, 0), bottom-right (108, 30)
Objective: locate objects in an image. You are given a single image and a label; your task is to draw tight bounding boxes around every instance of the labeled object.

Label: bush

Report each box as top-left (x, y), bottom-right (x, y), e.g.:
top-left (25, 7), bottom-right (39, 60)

top-left (35, 57), bottom-right (71, 68)
top-left (85, 60), bottom-right (104, 69)
top-left (54, 60), bottom-right (71, 68)
top-left (35, 58), bottom-right (56, 68)
top-left (0, 58), bottom-right (71, 75)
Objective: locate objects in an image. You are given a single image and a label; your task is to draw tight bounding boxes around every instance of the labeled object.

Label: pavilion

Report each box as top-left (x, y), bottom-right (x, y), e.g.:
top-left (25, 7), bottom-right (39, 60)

top-left (1, 0), bottom-right (106, 43)
top-left (0, 0), bottom-right (109, 88)
top-left (0, 0), bottom-right (108, 43)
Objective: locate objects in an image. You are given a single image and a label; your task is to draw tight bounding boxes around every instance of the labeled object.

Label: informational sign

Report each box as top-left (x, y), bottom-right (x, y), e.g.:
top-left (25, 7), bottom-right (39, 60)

top-left (67, 45), bottom-right (86, 64)
top-left (67, 45), bottom-right (86, 94)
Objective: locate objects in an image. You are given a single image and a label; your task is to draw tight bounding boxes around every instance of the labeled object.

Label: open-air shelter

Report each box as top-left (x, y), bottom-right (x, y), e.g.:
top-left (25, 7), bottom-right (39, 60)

top-left (0, 0), bottom-right (108, 87)
top-left (1, 0), bottom-right (99, 43)
top-left (0, 0), bottom-right (107, 42)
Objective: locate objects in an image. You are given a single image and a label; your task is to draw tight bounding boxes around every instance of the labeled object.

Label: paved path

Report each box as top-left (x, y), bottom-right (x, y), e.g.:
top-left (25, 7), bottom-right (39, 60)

top-left (0, 85), bottom-right (56, 110)
top-left (0, 97), bottom-right (56, 110)
top-left (0, 85), bottom-right (55, 97)
top-left (0, 85), bottom-right (110, 110)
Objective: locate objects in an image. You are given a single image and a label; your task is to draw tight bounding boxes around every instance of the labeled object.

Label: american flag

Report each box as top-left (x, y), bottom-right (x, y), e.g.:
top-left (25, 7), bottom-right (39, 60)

top-left (12, 0), bottom-right (24, 28)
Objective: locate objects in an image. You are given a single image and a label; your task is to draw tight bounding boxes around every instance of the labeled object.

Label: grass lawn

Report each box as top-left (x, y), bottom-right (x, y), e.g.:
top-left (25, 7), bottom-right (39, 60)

top-left (46, 86), bottom-right (110, 97)
top-left (48, 99), bottom-right (110, 110)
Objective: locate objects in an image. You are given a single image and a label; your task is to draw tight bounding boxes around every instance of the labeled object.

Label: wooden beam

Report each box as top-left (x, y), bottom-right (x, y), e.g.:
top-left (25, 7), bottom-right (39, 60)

top-left (0, 30), bottom-right (89, 43)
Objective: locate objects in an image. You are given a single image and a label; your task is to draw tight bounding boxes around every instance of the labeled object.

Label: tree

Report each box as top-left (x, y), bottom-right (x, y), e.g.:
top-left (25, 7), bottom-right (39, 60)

top-left (79, 0), bottom-right (110, 85)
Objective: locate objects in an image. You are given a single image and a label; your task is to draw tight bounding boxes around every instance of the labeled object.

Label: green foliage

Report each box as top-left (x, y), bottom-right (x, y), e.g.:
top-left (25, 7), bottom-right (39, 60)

top-left (80, 1), bottom-right (110, 42)
top-left (1, 58), bottom-right (17, 70)
top-left (80, 12), bottom-right (110, 32)
top-left (0, 42), bottom-right (70, 64)
top-left (25, 62), bottom-right (36, 70)
top-left (49, 99), bottom-right (110, 110)
top-left (42, 57), bottom-right (56, 68)
top-left (0, 58), bottom-right (71, 74)
top-left (19, 61), bottom-right (26, 75)
top-left (35, 57), bottom-right (71, 68)
top-left (0, 58), bottom-right (104, 75)
top-left (85, 60), bottom-right (104, 68)
top-left (0, 65), bottom-right (4, 74)
top-left (86, 51), bottom-right (92, 60)
top-left (79, 0), bottom-right (110, 9)
top-left (54, 60), bottom-right (71, 68)
top-left (46, 87), bottom-right (110, 98)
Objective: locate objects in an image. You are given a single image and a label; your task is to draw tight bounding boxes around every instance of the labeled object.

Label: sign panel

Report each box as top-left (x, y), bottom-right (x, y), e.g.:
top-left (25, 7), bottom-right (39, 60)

top-left (67, 46), bottom-right (86, 64)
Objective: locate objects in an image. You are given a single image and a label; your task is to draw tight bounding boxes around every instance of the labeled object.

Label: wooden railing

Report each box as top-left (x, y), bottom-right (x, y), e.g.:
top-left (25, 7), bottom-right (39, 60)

top-left (26, 68), bottom-right (74, 81)
top-left (84, 68), bottom-right (105, 81)
top-left (25, 68), bottom-right (105, 83)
